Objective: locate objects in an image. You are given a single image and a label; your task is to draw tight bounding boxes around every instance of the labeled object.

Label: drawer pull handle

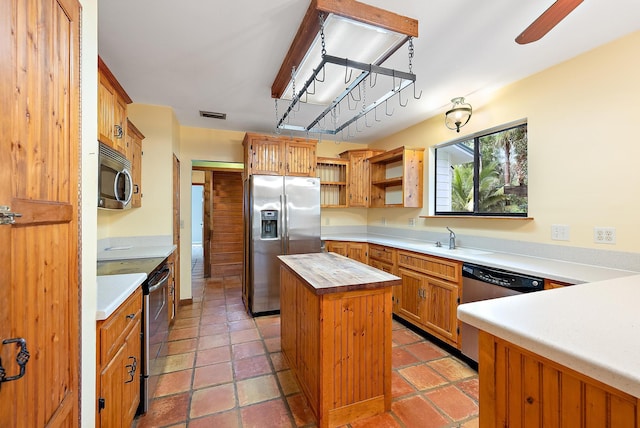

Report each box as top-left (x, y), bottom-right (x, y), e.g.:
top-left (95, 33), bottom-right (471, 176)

top-left (126, 313), bottom-right (135, 320)
top-left (124, 356), bottom-right (137, 384)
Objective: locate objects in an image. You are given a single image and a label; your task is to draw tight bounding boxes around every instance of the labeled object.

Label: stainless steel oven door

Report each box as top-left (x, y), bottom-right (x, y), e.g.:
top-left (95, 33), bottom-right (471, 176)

top-left (141, 266), bottom-right (170, 413)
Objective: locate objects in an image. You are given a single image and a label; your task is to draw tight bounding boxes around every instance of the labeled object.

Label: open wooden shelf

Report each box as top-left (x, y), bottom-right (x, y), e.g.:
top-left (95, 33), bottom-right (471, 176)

top-left (369, 146), bottom-right (424, 208)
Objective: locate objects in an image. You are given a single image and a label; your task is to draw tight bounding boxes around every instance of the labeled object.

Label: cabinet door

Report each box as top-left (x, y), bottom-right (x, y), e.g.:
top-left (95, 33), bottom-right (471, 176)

top-left (424, 277), bottom-right (459, 345)
top-left (98, 74), bottom-right (116, 148)
top-left (346, 242), bottom-right (368, 263)
top-left (123, 319), bottom-right (141, 425)
top-left (113, 95), bottom-right (128, 155)
top-left (325, 241), bottom-right (347, 257)
top-left (347, 151), bottom-right (371, 207)
top-left (130, 136), bottom-right (142, 208)
top-left (285, 140), bottom-right (316, 177)
top-left (397, 268), bottom-right (424, 325)
top-left (250, 138), bottom-right (284, 175)
top-left (99, 342), bottom-right (127, 428)
top-left (371, 259), bottom-right (400, 312)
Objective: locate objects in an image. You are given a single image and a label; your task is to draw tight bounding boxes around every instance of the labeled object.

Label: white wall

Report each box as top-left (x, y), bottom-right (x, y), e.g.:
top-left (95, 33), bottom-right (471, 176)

top-left (79, 0), bottom-right (98, 425)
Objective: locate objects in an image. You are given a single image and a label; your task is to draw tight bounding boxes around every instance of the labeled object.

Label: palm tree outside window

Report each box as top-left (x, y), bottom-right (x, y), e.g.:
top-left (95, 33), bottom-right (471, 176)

top-left (434, 120), bottom-right (528, 216)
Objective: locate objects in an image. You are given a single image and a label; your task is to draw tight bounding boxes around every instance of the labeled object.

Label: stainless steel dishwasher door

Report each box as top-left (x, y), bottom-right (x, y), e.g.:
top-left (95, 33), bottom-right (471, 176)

top-left (460, 276), bottom-right (521, 363)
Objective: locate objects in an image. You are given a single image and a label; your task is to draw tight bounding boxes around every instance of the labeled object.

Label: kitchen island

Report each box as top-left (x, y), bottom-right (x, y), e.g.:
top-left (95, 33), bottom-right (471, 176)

top-left (458, 274), bottom-right (640, 427)
top-left (278, 252), bottom-right (401, 428)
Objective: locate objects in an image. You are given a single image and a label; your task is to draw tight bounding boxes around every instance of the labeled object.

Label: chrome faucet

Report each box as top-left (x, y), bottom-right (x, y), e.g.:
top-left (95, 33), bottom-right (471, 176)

top-left (446, 227), bottom-right (456, 250)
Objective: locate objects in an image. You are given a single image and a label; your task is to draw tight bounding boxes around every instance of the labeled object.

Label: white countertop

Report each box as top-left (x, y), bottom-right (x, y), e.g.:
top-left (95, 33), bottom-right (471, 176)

top-left (96, 273), bottom-right (146, 320)
top-left (97, 244), bottom-right (176, 261)
top-left (322, 233), bottom-right (637, 284)
top-left (458, 274), bottom-right (640, 397)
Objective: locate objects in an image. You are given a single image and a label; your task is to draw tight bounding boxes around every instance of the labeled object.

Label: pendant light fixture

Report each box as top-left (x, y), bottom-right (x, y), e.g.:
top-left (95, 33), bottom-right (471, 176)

top-left (445, 97), bottom-right (472, 133)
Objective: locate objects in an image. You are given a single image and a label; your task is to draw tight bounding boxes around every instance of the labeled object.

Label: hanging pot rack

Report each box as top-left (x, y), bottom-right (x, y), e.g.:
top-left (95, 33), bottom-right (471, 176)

top-left (271, 0), bottom-right (419, 138)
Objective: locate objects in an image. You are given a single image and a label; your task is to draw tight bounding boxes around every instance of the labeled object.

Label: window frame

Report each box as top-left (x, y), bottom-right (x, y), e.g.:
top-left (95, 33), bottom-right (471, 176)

top-left (433, 119), bottom-right (528, 217)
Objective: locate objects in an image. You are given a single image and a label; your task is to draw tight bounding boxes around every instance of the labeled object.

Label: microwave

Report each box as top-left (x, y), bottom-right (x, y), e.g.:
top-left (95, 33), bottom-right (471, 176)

top-left (98, 142), bottom-right (133, 209)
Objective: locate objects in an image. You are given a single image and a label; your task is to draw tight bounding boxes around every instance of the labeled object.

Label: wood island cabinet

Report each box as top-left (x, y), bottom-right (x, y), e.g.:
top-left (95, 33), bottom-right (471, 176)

top-left (396, 250), bottom-right (461, 348)
top-left (279, 253), bottom-right (400, 428)
top-left (243, 133), bottom-right (317, 177)
top-left (96, 288), bottom-right (142, 428)
top-left (479, 331), bottom-right (640, 427)
top-left (339, 149), bottom-right (384, 207)
top-left (98, 56), bottom-right (132, 156)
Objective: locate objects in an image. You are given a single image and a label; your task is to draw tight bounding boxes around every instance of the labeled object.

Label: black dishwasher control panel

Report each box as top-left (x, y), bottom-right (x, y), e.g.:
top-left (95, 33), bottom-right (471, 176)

top-left (462, 263), bottom-right (544, 292)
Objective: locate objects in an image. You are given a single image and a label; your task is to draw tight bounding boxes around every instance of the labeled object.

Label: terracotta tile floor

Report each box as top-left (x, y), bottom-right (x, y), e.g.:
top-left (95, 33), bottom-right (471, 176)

top-left (134, 246), bottom-right (479, 427)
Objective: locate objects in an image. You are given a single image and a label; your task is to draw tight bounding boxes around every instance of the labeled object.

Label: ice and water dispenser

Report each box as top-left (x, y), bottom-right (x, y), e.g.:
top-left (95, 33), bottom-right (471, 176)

top-left (260, 210), bottom-right (278, 239)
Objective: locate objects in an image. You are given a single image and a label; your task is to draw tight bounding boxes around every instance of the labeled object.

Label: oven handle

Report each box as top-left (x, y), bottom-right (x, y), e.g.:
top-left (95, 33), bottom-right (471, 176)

top-left (147, 268), bottom-right (170, 293)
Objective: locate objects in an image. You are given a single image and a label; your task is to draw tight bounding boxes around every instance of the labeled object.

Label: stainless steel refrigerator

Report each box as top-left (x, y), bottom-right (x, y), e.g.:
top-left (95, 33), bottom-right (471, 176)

top-left (243, 175), bottom-right (321, 314)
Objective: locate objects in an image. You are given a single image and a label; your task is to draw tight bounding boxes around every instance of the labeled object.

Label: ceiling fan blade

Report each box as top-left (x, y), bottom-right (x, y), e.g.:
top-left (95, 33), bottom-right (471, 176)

top-left (516, 0), bottom-right (583, 44)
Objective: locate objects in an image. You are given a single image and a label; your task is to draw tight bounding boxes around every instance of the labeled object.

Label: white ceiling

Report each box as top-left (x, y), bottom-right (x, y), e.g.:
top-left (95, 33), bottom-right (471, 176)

top-left (98, 1), bottom-right (640, 143)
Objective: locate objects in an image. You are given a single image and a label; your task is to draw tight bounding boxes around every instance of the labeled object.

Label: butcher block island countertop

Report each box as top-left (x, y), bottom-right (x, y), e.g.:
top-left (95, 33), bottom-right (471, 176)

top-left (278, 252), bottom-right (401, 428)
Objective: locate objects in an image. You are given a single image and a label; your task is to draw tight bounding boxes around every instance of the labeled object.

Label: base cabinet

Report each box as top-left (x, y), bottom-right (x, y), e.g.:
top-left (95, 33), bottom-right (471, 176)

top-left (325, 240), bottom-right (368, 264)
top-left (396, 250), bottom-right (461, 348)
top-left (479, 331), bottom-right (640, 427)
top-left (96, 288), bottom-right (142, 428)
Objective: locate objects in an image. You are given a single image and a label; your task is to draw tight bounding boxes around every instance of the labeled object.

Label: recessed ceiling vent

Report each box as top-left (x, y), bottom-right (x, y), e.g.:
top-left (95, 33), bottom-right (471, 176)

top-left (199, 110), bottom-right (227, 120)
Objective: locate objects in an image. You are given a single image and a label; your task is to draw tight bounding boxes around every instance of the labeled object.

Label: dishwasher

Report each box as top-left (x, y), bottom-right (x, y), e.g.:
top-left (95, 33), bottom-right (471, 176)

top-left (460, 263), bottom-right (544, 363)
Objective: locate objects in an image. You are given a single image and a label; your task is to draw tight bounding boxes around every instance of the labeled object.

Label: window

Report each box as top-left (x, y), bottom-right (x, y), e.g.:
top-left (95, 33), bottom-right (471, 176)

top-left (434, 121), bottom-right (528, 216)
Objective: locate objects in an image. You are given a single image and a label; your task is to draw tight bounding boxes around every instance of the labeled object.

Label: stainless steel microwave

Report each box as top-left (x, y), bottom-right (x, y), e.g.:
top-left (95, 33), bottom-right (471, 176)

top-left (98, 142), bottom-right (133, 209)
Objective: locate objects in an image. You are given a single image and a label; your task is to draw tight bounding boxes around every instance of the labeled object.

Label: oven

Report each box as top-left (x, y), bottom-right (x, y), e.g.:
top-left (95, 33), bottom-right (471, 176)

top-left (142, 262), bottom-right (171, 413)
top-left (460, 263), bottom-right (544, 363)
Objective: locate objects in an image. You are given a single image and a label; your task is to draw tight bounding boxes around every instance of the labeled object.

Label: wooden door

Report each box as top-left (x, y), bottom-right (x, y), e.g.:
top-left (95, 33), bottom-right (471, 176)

top-left (203, 172), bottom-right (212, 278)
top-left (0, 0), bottom-right (80, 426)
top-left (397, 268), bottom-right (424, 325)
top-left (284, 140), bottom-right (316, 177)
top-left (98, 73), bottom-right (116, 148)
top-left (424, 277), bottom-right (459, 345)
top-left (346, 242), bottom-right (368, 264)
top-left (249, 138), bottom-right (283, 175)
top-left (347, 151), bottom-right (371, 207)
top-left (210, 171), bottom-right (243, 276)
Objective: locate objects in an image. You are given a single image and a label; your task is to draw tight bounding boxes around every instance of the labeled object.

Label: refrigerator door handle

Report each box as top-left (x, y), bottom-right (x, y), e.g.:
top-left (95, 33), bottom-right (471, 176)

top-left (283, 193), bottom-right (290, 253)
top-left (280, 194), bottom-right (286, 254)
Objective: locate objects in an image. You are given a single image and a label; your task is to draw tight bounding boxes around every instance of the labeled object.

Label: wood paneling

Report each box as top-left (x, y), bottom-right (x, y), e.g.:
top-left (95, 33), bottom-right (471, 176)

top-left (0, 0), bottom-right (80, 425)
top-left (479, 331), bottom-right (640, 428)
top-left (280, 260), bottom-right (395, 427)
top-left (210, 171), bottom-right (243, 276)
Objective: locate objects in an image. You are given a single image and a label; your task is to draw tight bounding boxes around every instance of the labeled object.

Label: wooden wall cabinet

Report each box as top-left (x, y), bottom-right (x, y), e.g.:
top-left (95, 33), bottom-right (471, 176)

top-left (316, 157), bottom-right (349, 207)
top-left (479, 331), bottom-right (640, 427)
top-left (339, 149), bottom-right (384, 207)
top-left (96, 288), bottom-right (142, 428)
top-left (127, 119), bottom-right (144, 208)
top-left (325, 240), bottom-right (368, 264)
top-left (369, 146), bottom-right (424, 208)
top-left (396, 250), bottom-right (461, 347)
top-left (243, 133), bottom-right (317, 177)
top-left (98, 56), bottom-right (132, 156)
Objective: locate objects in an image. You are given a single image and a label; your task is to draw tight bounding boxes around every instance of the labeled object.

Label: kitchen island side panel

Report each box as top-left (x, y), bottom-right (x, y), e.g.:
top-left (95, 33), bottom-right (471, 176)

top-left (280, 257), bottom-right (395, 428)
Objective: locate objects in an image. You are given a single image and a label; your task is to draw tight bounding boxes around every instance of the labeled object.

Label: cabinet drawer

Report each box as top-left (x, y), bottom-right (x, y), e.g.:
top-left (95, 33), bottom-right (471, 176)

top-left (368, 244), bottom-right (396, 264)
top-left (397, 250), bottom-right (461, 283)
top-left (370, 259), bottom-right (394, 274)
top-left (98, 288), bottom-right (142, 364)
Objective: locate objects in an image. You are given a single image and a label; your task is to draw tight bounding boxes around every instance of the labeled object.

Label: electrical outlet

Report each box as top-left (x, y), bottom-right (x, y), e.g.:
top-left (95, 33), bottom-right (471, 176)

top-left (594, 227), bottom-right (616, 244)
top-left (408, 218), bottom-right (415, 227)
top-left (551, 224), bottom-right (570, 241)
top-left (381, 217), bottom-right (386, 225)
top-left (324, 217), bottom-right (330, 226)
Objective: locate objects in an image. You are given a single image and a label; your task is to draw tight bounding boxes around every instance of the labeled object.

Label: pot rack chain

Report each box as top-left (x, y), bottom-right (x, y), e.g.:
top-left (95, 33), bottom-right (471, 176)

top-left (274, 13), bottom-right (421, 137)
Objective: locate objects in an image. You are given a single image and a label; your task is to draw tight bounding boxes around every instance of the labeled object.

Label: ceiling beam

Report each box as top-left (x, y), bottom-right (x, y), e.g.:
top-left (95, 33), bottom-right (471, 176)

top-left (270, 0), bottom-right (419, 99)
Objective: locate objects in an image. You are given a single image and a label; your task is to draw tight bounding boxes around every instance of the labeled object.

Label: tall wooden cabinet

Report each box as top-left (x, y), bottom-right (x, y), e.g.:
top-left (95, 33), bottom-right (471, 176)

top-left (243, 133), bottom-right (317, 177)
top-left (338, 149), bottom-right (384, 207)
top-left (127, 119), bottom-right (144, 208)
top-left (98, 56), bottom-right (132, 156)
